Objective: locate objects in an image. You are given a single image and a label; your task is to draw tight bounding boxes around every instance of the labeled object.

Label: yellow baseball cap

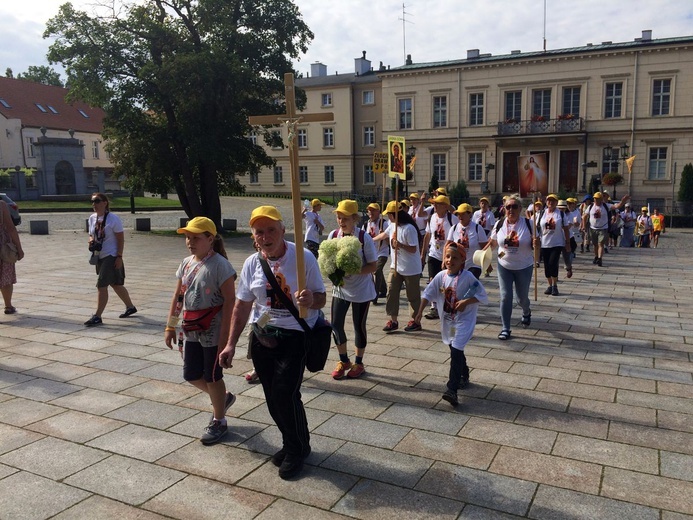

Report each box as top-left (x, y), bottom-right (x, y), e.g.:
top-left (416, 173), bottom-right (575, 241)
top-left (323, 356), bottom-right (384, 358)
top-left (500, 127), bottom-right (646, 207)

top-left (429, 195), bottom-right (451, 205)
top-left (593, 192), bottom-right (603, 199)
top-left (409, 192), bottom-right (420, 199)
top-left (177, 216), bottom-right (217, 235)
top-left (479, 197), bottom-right (490, 204)
top-left (333, 199), bottom-right (359, 216)
top-left (367, 202), bottom-right (380, 211)
top-left (384, 201), bottom-right (400, 214)
top-left (311, 199), bottom-right (323, 207)
top-left (400, 198), bottom-right (412, 207)
top-left (566, 197), bottom-right (578, 203)
top-left (641, 206), bottom-right (648, 212)
top-left (434, 187), bottom-right (448, 195)
top-left (454, 203), bottom-right (473, 214)
top-left (534, 200), bottom-right (543, 207)
top-left (546, 193), bottom-right (558, 201)
top-left (249, 205), bottom-right (283, 226)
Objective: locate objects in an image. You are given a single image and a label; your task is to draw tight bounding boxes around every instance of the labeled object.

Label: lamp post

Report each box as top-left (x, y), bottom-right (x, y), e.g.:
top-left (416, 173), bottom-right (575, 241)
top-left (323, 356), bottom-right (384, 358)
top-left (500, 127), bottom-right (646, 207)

top-left (483, 163), bottom-right (494, 194)
top-left (603, 143), bottom-right (629, 198)
top-left (406, 145), bottom-right (416, 198)
top-left (581, 160), bottom-right (597, 193)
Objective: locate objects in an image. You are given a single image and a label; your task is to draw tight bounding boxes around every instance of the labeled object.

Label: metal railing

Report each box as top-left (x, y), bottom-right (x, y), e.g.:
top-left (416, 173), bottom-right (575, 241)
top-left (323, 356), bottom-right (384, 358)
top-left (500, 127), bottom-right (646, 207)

top-left (497, 117), bottom-right (585, 135)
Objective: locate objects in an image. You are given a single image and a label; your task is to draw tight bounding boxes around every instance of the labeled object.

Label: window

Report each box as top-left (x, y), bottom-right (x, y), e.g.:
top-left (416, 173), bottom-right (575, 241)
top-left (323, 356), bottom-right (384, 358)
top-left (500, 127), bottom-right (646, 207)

top-left (469, 93), bottom-right (484, 126)
top-left (468, 152), bottom-right (483, 181)
top-left (0, 99), bottom-right (11, 108)
top-left (652, 79), bottom-right (671, 116)
top-left (648, 147), bottom-right (667, 180)
top-left (271, 130), bottom-right (282, 149)
top-left (324, 165), bottom-right (335, 184)
top-left (432, 153), bottom-right (447, 182)
top-left (363, 165), bottom-right (374, 185)
top-left (398, 98), bottom-right (412, 129)
top-left (362, 90), bottom-right (374, 105)
top-left (249, 171), bottom-right (259, 184)
top-left (91, 141), bottom-right (100, 159)
top-left (562, 87), bottom-right (580, 116)
top-left (363, 126), bottom-right (375, 146)
top-left (323, 127), bottom-right (334, 147)
top-left (79, 140), bottom-right (85, 159)
top-left (273, 166), bottom-right (283, 184)
top-left (297, 129), bottom-right (307, 148)
top-left (532, 89), bottom-right (551, 118)
top-left (249, 132), bottom-right (257, 145)
top-left (505, 91), bottom-right (522, 121)
top-left (78, 109), bottom-right (89, 118)
top-left (25, 137), bottom-right (35, 158)
top-left (299, 166), bottom-right (308, 184)
top-left (35, 103), bottom-right (47, 113)
top-left (48, 105), bottom-right (58, 114)
top-left (321, 93), bottom-right (332, 107)
top-left (605, 82), bottom-right (623, 118)
top-left (433, 96), bottom-right (447, 128)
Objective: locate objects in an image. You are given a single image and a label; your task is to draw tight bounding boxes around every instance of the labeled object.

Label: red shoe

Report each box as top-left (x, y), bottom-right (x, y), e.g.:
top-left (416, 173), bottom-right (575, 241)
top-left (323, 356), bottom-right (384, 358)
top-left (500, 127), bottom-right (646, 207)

top-left (331, 360), bottom-right (352, 380)
top-left (383, 320), bottom-right (399, 332)
top-left (404, 320), bottom-right (422, 332)
top-left (347, 363), bottom-right (365, 378)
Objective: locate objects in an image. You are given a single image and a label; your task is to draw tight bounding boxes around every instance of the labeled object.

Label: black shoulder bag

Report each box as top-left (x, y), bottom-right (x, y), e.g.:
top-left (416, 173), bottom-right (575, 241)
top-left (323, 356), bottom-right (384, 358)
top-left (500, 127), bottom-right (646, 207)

top-left (258, 255), bottom-right (333, 372)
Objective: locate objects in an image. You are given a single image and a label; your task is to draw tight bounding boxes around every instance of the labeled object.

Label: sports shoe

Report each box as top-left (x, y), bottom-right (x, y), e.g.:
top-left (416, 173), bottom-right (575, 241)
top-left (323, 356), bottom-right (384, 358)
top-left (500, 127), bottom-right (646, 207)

top-left (544, 286), bottom-right (553, 295)
top-left (459, 375), bottom-right (470, 389)
top-left (383, 320), bottom-right (399, 332)
top-left (424, 308), bottom-right (439, 320)
top-left (84, 315), bottom-right (103, 327)
top-left (271, 448), bottom-right (286, 467)
top-left (586, 245), bottom-right (590, 252)
top-left (404, 320), bottom-right (422, 332)
top-left (551, 285), bottom-right (559, 296)
top-left (347, 363), bottom-right (365, 378)
top-left (597, 258), bottom-right (603, 267)
top-left (244, 369), bottom-right (259, 383)
top-left (593, 257), bottom-right (598, 264)
top-left (442, 389), bottom-right (458, 407)
top-left (119, 306), bottom-right (138, 318)
top-left (580, 245), bottom-right (584, 253)
top-left (331, 360), bottom-right (352, 380)
top-left (200, 420), bottom-right (227, 445)
top-left (278, 453), bottom-right (304, 480)
top-left (566, 269), bottom-right (573, 278)
top-left (521, 314), bottom-right (531, 328)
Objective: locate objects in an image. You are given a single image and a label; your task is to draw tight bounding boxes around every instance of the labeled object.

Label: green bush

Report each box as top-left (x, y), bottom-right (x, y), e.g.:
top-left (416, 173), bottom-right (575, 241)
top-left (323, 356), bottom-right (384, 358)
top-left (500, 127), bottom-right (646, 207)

top-left (428, 172), bottom-right (439, 194)
top-left (678, 163), bottom-right (693, 202)
top-left (448, 179), bottom-right (469, 207)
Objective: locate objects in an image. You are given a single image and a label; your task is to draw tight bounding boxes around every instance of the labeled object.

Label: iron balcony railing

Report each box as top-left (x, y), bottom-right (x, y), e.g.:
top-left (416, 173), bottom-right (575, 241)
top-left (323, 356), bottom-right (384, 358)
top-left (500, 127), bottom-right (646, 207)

top-left (497, 117), bottom-right (585, 135)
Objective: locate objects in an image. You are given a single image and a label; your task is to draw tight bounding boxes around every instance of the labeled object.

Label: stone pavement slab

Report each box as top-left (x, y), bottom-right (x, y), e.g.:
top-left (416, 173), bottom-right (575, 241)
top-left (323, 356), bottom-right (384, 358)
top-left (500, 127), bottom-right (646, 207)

top-left (0, 209), bottom-right (691, 518)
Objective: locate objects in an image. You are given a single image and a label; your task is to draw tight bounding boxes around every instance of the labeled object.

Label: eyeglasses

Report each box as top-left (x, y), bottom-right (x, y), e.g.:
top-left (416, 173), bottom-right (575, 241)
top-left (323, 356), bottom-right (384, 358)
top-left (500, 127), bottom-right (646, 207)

top-left (91, 199), bottom-right (102, 203)
top-left (505, 204), bottom-right (519, 210)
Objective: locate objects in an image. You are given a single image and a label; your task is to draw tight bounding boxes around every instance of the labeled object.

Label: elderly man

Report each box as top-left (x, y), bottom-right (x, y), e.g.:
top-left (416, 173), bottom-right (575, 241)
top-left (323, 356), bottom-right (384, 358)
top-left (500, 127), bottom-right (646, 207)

top-left (447, 203), bottom-right (488, 279)
top-left (581, 192), bottom-right (629, 266)
top-left (220, 206), bottom-right (326, 480)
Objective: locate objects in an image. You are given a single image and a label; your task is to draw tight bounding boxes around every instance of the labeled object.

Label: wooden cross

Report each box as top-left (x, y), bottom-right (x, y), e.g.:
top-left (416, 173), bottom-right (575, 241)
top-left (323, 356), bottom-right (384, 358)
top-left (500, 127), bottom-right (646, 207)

top-left (249, 73), bottom-right (333, 317)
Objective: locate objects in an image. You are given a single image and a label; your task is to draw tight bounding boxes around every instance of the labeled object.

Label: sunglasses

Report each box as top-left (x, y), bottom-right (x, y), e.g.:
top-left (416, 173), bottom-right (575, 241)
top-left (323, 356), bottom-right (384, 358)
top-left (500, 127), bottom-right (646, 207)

top-left (91, 199), bottom-right (103, 203)
top-left (505, 203), bottom-right (519, 209)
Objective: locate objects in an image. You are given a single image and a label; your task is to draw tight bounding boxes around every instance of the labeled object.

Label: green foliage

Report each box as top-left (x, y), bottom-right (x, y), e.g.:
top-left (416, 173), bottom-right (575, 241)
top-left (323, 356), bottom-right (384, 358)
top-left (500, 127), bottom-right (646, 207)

top-left (44, 0), bottom-right (313, 224)
top-left (448, 179), bottom-right (469, 206)
top-left (678, 163), bottom-right (693, 202)
top-left (390, 177), bottom-right (404, 199)
top-left (428, 172), bottom-right (439, 194)
top-left (16, 65), bottom-right (64, 87)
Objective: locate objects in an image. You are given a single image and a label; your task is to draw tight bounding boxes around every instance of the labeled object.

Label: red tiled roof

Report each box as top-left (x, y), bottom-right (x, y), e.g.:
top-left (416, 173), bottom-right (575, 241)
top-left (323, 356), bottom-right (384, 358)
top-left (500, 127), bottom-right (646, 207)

top-left (0, 76), bottom-right (105, 134)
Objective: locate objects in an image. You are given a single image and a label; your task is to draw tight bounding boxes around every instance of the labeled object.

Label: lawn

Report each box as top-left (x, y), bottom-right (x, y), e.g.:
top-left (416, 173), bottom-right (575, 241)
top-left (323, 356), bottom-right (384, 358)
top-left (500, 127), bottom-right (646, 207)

top-left (19, 196), bottom-right (182, 211)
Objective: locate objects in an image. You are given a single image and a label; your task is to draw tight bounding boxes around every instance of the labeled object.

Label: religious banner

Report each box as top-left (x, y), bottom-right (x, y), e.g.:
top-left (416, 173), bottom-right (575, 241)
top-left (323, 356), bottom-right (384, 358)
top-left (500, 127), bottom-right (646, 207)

top-left (387, 136), bottom-right (406, 179)
top-left (518, 153), bottom-right (548, 198)
top-left (373, 152), bottom-right (388, 174)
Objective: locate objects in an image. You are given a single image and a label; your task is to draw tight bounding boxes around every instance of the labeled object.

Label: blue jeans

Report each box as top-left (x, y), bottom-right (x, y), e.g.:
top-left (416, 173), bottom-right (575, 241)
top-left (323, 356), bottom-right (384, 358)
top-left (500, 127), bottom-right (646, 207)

top-left (497, 264), bottom-right (533, 331)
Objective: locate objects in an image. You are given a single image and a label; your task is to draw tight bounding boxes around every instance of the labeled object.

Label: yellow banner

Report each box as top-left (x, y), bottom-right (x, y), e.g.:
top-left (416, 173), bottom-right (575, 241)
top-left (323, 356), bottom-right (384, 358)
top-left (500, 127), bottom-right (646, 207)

top-left (373, 152), bottom-right (388, 174)
top-left (625, 155), bottom-right (636, 174)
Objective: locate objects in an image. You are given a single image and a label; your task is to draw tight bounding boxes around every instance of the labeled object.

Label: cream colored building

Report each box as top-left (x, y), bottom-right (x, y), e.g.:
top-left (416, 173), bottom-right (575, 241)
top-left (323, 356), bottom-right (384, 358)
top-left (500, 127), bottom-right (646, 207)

top-left (378, 31), bottom-right (693, 210)
top-left (245, 53), bottom-right (382, 198)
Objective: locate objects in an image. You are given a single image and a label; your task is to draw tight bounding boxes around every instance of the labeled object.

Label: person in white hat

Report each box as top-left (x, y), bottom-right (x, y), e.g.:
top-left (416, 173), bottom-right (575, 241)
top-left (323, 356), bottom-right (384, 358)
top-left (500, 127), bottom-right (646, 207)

top-left (302, 199), bottom-right (325, 259)
top-left (619, 203), bottom-right (637, 247)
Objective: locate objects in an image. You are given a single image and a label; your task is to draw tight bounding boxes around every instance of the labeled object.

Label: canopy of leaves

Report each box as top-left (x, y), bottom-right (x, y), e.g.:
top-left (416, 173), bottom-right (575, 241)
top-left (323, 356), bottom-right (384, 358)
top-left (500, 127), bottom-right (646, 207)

top-left (16, 65), bottom-right (64, 87)
top-left (44, 0), bottom-right (313, 223)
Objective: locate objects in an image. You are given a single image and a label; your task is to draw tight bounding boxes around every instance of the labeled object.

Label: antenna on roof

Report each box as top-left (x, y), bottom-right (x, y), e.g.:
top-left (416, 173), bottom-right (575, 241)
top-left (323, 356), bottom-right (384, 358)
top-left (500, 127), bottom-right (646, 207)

top-left (542, 0), bottom-right (547, 51)
top-left (399, 3), bottom-right (414, 64)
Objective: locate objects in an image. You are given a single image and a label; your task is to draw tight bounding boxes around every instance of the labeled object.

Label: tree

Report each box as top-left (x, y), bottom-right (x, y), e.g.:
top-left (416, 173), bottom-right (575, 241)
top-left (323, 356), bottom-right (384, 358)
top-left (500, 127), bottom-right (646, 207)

top-left (5, 68), bottom-right (13, 78)
top-left (16, 66), bottom-right (64, 87)
top-left (44, 0), bottom-right (313, 224)
top-left (428, 172), bottom-right (439, 195)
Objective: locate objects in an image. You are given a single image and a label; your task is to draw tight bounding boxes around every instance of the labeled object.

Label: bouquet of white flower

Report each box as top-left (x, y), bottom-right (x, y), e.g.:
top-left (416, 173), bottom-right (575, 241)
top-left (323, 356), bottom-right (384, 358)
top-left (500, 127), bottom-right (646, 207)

top-left (317, 235), bottom-right (362, 286)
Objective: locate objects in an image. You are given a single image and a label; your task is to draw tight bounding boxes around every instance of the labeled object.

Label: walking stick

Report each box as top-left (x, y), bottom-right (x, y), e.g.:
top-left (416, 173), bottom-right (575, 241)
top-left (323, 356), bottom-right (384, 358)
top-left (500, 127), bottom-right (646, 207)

top-left (533, 192), bottom-right (540, 301)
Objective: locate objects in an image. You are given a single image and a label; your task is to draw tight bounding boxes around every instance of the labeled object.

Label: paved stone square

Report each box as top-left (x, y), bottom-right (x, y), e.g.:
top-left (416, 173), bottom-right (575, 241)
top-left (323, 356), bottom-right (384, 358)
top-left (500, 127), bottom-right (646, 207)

top-left (0, 199), bottom-right (691, 519)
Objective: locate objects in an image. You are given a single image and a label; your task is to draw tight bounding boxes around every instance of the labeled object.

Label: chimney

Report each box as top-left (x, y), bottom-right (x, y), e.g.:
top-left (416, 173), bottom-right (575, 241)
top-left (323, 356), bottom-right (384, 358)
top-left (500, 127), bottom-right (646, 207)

top-left (405, 54), bottom-right (412, 65)
top-left (355, 50), bottom-right (371, 76)
top-left (510, 50), bottom-right (521, 55)
top-left (467, 49), bottom-right (480, 59)
top-left (641, 29), bottom-right (652, 41)
top-left (310, 62), bottom-right (327, 77)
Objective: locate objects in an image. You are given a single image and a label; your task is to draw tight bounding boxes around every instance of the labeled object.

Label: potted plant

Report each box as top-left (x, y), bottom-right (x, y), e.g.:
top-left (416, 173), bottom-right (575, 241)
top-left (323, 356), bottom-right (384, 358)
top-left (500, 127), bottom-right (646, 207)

top-left (677, 163), bottom-right (693, 215)
top-left (530, 114), bottom-right (547, 133)
top-left (602, 172), bottom-right (623, 198)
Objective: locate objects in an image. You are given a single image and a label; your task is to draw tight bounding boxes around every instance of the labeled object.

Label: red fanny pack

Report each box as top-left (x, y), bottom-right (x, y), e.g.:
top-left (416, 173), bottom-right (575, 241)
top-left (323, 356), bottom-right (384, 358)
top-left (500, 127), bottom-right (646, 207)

top-left (181, 305), bottom-right (223, 333)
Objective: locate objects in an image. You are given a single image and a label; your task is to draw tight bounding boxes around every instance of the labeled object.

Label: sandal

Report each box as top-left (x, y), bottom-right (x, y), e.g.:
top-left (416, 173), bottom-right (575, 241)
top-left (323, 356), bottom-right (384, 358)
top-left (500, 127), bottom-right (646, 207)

top-left (498, 330), bottom-right (511, 341)
top-left (244, 369), bottom-right (259, 383)
top-left (566, 269), bottom-right (573, 279)
top-left (521, 315), bottom-right (531, 328)
top-left (4, 306), bottom-right (16, 314)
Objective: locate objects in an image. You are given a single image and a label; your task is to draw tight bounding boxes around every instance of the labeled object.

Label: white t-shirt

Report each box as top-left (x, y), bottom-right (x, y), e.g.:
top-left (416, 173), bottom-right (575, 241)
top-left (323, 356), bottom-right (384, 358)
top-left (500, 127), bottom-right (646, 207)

top-left (490, 217), bottom-right (535, 270)
top-left (620, 209), bottom-right (637, 229)
top-left (303, 211), bottom-right (324, 243)
top-left (385, 222), bottom-right (421, 276)
top-left (236, 241), bottom-right (325, 331)
top-left (176, 253), bottom-right (236, 348)
top-left (426, 212), bottom-right (459, 260)
top-left (588, 202), bottom-right (612, 230)
top-left (565, 209), bottom-right (581, 238)
top-left (446, 222), bottom-right (488, 270)
top-left (363, 217), bottom-right (390, 258)
top-left (327, 229), bottom-right (377, 303)
top-left (88, 211), bottom-right (124, 258)
top-left (472, 209), bottom-right (496, 232)
top-left (422, 269), bottom-right (488, 350)
top-left (538, 209), bottom-right (567, 248)
top-left (409, 203), bottom-right (428, 236)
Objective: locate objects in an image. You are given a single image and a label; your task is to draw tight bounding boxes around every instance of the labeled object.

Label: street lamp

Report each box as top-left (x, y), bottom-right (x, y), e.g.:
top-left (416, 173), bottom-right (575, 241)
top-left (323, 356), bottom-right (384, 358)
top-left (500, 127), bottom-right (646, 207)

top-left (581, 160), bottom-right (597, 192)
top-left (602, 143), bottom-right (629, 197)
top-left (483, 163), bottom-right (494, 194)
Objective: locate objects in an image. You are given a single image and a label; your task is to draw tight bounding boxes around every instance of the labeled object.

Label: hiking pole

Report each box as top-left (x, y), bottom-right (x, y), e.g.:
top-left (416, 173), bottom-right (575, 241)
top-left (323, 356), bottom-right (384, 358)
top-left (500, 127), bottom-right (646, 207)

top-left (534, 191), bottom-right (540, 301)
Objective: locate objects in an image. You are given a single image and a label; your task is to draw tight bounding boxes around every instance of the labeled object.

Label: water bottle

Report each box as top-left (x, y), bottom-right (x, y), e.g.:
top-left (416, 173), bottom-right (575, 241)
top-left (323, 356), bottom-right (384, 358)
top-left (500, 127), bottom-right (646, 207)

top-left (462, 281), bottom-right (479, 299)
top-left (303, 199), bottom-right (311, 211)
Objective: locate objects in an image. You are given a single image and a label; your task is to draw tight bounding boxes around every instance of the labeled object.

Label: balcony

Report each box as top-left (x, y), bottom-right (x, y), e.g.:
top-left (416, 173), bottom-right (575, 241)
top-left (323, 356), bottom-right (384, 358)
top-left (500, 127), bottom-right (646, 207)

top-left (497, 116), bottom-right (584, 135)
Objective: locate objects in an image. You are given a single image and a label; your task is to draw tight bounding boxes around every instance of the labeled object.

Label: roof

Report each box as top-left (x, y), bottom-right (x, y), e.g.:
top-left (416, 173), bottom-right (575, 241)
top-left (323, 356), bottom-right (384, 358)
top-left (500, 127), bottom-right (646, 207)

top-left (296, 71), bottom-right (380, 88)
top-left (0, 76), bottom-right (105, 134)
top-left (382, 35), bottom-right (693, 74)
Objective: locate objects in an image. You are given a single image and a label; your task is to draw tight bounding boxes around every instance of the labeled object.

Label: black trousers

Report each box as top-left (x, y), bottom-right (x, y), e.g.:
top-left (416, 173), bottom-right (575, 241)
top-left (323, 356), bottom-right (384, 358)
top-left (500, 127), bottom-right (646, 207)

top-left (251, 329), bottom-right (310, 457)
top-left (448, 346), bottom-right (469, 392)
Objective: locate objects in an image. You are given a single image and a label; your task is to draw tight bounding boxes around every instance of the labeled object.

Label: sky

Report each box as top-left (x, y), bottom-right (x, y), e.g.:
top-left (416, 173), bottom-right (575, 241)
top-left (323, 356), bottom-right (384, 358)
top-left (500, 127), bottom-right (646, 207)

top-left (1, 0), bottom-right (692, 79)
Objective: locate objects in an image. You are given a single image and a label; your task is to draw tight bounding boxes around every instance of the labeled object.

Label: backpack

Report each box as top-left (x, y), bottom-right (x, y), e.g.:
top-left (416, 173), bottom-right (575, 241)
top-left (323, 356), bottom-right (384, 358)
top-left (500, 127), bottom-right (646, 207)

top-left (454, 221), bottom-right (484, 240)
top-left (537, 209), bottom-right (566, 234)
top-left (493, 216), bottom-right (534, 248)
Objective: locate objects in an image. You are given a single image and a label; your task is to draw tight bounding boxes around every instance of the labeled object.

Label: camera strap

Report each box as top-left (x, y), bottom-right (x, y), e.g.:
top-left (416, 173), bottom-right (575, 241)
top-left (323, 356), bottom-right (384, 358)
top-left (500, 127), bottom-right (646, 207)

top-left (93, 211), bottom-right (109, 244)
